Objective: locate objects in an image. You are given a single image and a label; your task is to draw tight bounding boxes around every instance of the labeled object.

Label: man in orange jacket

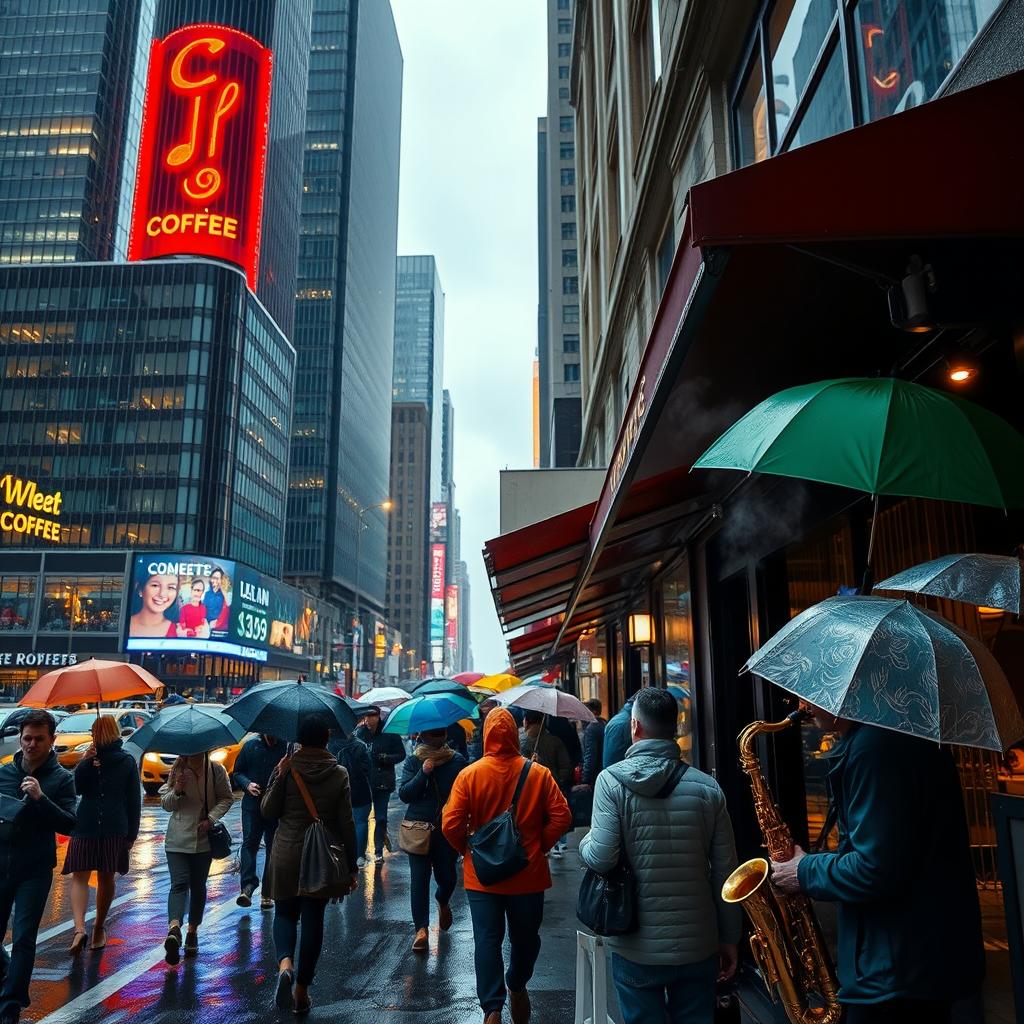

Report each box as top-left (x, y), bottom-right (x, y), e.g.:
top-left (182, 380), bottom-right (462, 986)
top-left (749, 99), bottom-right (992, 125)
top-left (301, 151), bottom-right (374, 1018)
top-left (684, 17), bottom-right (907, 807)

top-left (442, 708), bottom-right (572, 1024)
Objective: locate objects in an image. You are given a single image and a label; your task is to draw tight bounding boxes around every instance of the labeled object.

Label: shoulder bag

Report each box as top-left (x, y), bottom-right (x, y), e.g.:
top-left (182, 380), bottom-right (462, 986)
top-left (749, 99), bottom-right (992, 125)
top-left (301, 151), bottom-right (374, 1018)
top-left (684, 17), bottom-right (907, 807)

top-left (468, 761), bottom-right (531, 886)
top-left (576, 761), bottom-right (687, 936)
top-left (202, 756), bottom-right (232, 860)
top-left (399, 775), bottom-right (440, 856)
top-left (0, 792), bottom-right (25, 843)
top-left (292, 768), bottom-right (347, 898)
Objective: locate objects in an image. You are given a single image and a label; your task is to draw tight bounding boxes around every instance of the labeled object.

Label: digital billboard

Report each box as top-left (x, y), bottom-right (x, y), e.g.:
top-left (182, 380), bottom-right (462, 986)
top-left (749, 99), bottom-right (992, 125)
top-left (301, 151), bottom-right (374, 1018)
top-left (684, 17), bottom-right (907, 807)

top-left (125, 553), bottom-right (303, 663)
top-left (445, 584), bottom-right (458, 672)
top-left (127, 24), bottom-right (273, 289)
top-left (430, 502), bottom-right (448, 543)
top-left (429, 543), bottom-right (446, 670)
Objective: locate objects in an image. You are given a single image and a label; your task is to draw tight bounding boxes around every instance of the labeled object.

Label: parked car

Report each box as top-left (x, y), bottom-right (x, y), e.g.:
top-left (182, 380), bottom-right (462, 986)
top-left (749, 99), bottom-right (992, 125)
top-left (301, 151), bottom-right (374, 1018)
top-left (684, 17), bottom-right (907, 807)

top-left (138, 703), bottom-right (248, 795)
top-left (50, 709), bottom-right (152, 768)
top-left (0, 706), bottom-right (70, 761)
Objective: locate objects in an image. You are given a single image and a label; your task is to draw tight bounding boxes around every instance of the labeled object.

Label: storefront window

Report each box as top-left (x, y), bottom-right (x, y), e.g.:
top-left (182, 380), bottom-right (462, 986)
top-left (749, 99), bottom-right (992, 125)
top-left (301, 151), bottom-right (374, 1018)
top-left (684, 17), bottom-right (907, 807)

top-left (661, 556), bottom-right (696, 761)
top-left (39, 575), bottom-right (123, 633)
top-left (735, 54), bottom-right (769, 167)
top-left (788, 44), bottom-right (852, 150)
top-left (769, 0), bottom-right (836, 139)
top-left (854, 0), bottom-right (996, 123)
top-left (0, 576), bottom-right (35, 631)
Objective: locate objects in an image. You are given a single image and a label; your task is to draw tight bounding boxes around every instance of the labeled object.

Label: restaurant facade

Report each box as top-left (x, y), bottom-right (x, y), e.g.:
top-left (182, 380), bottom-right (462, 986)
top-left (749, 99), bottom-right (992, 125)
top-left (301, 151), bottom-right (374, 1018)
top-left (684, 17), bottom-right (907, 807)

top-left (490, 3), bottom-right (1024, 1019)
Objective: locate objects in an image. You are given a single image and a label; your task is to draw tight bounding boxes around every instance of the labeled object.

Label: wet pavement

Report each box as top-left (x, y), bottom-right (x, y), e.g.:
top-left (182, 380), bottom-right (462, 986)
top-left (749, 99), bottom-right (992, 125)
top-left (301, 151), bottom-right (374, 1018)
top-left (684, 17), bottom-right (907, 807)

top-left (16, 795), bottom-right (584, 1024)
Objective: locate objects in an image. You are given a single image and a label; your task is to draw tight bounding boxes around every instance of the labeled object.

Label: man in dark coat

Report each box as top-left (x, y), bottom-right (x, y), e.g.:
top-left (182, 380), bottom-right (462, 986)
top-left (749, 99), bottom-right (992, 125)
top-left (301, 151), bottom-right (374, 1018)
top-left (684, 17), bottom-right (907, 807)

top-left (581, 699), bottom-right (606, 785)
top-left (0, 710), bottom-right (77, 1024)
top-left (355, 710), bottom-right (406, 863)
top-left (232, 733), bottom-right (287, 908)
top-left (328, 730), bottom-right (373, 867)
top-left (602, 697), bottom-right (636, 770)
top-left (771, 707), bottom-right (984, 1024)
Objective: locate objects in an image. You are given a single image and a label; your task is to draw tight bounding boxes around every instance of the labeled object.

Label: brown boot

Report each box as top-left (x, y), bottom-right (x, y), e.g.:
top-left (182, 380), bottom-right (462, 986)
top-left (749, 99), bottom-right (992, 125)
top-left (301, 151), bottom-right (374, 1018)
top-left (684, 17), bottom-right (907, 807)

top-left (412, 927), bottom-right (429, 953)
top-left (483, 1014), bottom-right (502, 1024)
top-left (438, 903), bottom-right (453, 931)
top-left (509, 988), bottom-right (531, 1024)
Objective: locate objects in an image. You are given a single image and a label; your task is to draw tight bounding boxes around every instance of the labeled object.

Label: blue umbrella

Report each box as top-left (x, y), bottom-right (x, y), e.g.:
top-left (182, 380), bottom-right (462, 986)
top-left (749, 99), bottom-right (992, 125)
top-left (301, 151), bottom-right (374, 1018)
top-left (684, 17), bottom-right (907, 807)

top-left (667, 684), bottom-right (691, 701)
top-left (744, 595), bottom-right (1024, 752)
top-left (126, 704), bottom-right (246, 757)
top-left (382, 693), bottom-right (479, 735)
top-left (875, 553), bottom-right (1023, 615)
top-left (410, 677), bottom-right (480, 700)
top-left (224, 679), bottom-right (357, 741)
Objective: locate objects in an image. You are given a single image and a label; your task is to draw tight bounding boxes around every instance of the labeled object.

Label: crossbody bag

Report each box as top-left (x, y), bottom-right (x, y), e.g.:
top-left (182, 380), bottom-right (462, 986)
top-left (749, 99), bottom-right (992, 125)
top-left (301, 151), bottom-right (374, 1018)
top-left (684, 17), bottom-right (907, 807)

top-left (399, 775), bottom-right (441, 856)
top-left (292, 768), bottom-right (346, 897)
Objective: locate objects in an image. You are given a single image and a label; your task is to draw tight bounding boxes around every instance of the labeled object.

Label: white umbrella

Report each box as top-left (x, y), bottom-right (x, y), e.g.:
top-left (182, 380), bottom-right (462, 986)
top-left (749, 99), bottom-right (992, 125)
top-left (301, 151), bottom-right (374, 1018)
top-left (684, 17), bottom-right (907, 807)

top-left (356, 686), bottom-right (410, 707)
top-left (497, 684), bottom-right (597, 723)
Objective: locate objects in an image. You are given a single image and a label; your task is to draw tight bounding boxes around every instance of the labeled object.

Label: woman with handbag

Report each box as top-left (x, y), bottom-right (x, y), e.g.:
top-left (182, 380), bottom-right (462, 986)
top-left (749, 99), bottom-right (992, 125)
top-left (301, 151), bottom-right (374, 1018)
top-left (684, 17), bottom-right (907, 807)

top-left (397, 728), bottom-right (467, 953)
top-left (261, 714), bottom-right (358, 1016)
top-left (64, 715), bottom-right (142, 953)
top-left (158, 749), bottom-right (233, 965)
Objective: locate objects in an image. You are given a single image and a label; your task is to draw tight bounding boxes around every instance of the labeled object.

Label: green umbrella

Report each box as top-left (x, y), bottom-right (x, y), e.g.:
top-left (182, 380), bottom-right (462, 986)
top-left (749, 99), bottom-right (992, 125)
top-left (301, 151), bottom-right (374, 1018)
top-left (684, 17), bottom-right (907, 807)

top-left (694, 377), bottom-right (1024, 577)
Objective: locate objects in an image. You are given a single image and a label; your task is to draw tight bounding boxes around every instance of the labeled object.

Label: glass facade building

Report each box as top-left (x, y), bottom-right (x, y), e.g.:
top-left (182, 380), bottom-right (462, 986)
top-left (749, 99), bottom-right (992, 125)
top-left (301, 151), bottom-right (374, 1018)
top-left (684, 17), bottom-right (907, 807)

top-left (286, 0), bottom-right (403, 621)
top-left (0, 259), bottom-right (295, 577)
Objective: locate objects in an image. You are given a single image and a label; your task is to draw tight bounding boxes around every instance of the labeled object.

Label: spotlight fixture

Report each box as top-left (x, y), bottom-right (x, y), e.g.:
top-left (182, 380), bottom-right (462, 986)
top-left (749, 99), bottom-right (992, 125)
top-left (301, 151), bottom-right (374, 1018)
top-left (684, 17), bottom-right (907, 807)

top-left (945, 355), bottom-right (978, 385)
top-left (888, 254), bottom-right (936, 333)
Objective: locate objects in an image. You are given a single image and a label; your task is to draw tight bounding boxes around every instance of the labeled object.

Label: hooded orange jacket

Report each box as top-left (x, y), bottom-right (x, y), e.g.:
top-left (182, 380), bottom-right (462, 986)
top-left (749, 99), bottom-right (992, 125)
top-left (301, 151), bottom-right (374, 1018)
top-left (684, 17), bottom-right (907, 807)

top-left (441, 708), bottom-right (572, 895)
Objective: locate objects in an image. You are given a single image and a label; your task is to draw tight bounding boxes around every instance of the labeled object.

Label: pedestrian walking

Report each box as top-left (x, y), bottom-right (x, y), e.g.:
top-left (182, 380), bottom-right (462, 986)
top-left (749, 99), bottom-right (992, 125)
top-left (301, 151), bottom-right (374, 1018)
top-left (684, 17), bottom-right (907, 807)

top-left (442, 708), bottom-right (571, 1024)
top-left (580, 687), bottom-right (740, 1024)
top-left (397, 727), bottom-right (467, 953)
top-left (328, 728), bottom-right (372, 867)
top-left (0, 710), bottom-right (77, 1024)
top-left (232, 733), bottom-right (286, 909)
top-left (580, 699), bottom-right (606, 785)
top-left (355, 709), bottom-right (405, 863)
top-left (520, 712), bottom-right (572, 857)
top-left (544, 713), bottom-right (582, 771)
top-left (770, 704), bottom-right (984, 1023)
top-left (159, 750), bottom-right (233, 964)
top-left (64, 715), bottom-right (142, 953)
top-left (261, 714), bottom-right (358, 1016)
top-left (601, 696), bottom-right (636, 769)
top-left (467, 698), bottom-right (499, 763)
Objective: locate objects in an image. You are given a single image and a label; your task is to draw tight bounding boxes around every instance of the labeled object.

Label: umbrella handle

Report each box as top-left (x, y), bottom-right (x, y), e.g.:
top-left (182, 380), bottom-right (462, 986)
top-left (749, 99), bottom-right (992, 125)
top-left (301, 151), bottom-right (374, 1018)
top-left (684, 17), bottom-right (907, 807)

top-left (860, 494), bottom-right (881, 595)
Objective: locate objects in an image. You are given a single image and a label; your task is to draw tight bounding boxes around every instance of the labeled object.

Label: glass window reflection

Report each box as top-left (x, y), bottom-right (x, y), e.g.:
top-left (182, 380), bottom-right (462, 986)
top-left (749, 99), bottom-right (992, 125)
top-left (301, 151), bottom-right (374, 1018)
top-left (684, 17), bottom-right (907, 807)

top-left (769, 0), bottom-right (836, 139)
top-left (789, 45), bottom-right (852, 150)
top-left (736, 55), bottom-right (769, 167)
top-left (39, 575), bottom-right (122, 632)
top-left (0, 576), bottom-right (35, 631)
top-left (661, 557), bottom-right (696, 762)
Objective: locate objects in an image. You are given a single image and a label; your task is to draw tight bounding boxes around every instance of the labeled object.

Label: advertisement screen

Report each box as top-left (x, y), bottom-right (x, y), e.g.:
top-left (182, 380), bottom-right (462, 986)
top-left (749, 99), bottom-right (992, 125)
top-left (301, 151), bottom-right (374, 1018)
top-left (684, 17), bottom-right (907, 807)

top-left (430, 502), bottom-right (448, 543)
top-left (429, 543), bottom-right (446, 669)
top-left (125, 553), bottom-right (305, 663)
top-left (127, 24), bottom-right (273, 289)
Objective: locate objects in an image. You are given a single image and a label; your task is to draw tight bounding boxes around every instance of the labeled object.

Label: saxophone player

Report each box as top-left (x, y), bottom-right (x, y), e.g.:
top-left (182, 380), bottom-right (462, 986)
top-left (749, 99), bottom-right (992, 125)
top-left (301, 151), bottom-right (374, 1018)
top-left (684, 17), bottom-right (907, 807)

top-left (770, 701), bottom-right (984, 1024)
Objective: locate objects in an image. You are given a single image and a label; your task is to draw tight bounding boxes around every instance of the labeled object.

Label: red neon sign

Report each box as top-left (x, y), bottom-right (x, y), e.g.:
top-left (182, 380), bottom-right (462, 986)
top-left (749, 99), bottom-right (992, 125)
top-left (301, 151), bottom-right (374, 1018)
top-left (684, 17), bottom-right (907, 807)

top-left (128, 24), bottom-right (273, 290)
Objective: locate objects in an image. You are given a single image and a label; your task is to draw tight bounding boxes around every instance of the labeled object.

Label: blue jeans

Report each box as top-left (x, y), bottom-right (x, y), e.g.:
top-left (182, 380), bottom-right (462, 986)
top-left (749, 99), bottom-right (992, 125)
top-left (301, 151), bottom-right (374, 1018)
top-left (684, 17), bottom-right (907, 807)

top-left (407, 831), bottom-right (458, 928)
top-left (0, 868), bottom-right (52, 1017)
top-left (611, 953), bottom-right (717, 1024)
top-left (353, 804), bottom-right (370, 861)
top-left (371, 790), bottom-right (391, 856)
top-left (466, 890), bottom-right (544, 1013)
top-left (239, 801), bottom-right (277, 892)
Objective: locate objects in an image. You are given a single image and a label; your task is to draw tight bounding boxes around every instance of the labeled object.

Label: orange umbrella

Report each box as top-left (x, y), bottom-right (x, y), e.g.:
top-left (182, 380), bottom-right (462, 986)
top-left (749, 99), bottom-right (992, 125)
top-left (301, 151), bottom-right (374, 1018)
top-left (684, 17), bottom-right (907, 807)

top-left (20, 659), bottom-right (162, 708)
top-left (468, 672), bottom-right (522, 696)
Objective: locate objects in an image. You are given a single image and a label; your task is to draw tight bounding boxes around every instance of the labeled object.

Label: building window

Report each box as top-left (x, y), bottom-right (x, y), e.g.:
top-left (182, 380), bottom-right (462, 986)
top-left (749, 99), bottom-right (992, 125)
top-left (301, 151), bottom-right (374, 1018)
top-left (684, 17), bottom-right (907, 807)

top-left (650, 0), bottom-right (663, 82)
top-left (560, 142), bottom-right (575, 160)
top-left (561, 222), bottom-right (577, 240)
top-left (558, 0), bottom-right (570, 9)
top-left (558, 18), bottom-right (572, 33)
top-left (558, 43), bottom-right (571, 57)
top-left (559, 65), bottom-right (571, 80)
top-left (0, 576), bottom-right (35, 631)
top-left (563, 333), bottom-right (580, 353)
top-left (564, 363), bottom-right (581, 382)
top-left (735, 53), bottom-right (768, 167)
top-left (562, 249), bottom-right (578, 268)
top-left (768, 0), bottom-right (835, 141)
top-left (560, 168), bottom-right (576, 187)
top-left (789, 44), bottom-right (852, 150)
top-left (560, 195), bottom-right (576, 213)
top-left (39, 576), bottom-right (123, 633)
top-left (559, 87), bottom-right (570, 99)
top-left (559, 115), bottom-right (573, 132)
top-left (562, 276), bottom-right (579, 295)
top-left (661, 555), bottom-right (696, 761)
top-left (563, 304), bottom-right (580, 324)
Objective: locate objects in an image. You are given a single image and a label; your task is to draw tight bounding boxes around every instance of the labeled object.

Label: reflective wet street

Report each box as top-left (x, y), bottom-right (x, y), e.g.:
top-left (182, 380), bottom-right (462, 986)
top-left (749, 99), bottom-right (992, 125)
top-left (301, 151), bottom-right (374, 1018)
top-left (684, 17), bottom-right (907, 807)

top-left (17, 796), bottom-right (582, 1024)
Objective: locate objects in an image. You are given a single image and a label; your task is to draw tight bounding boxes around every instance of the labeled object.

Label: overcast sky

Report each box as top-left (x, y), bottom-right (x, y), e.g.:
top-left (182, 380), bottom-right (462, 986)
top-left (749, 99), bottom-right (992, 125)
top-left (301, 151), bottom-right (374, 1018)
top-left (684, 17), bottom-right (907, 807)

top-left (391, 1), bottom-right (546, 673)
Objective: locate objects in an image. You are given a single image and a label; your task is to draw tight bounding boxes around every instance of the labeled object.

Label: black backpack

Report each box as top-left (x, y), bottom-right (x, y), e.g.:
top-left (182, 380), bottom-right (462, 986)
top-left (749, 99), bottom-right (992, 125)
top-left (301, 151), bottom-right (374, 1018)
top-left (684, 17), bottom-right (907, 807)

top-left (468, 761), bottom-right (531, 886)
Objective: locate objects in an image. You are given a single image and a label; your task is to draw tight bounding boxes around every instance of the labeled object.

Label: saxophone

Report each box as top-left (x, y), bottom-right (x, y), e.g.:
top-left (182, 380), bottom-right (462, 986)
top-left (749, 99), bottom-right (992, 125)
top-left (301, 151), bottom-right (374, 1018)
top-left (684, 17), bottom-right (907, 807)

top-left (721, 711), bottom-right (841, 1024)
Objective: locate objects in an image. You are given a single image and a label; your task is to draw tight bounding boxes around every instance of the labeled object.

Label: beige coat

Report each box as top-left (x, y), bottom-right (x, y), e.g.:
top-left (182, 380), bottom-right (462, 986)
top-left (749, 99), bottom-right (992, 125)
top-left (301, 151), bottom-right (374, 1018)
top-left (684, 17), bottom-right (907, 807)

top-left (260, 746), bottom-right (357, 900)
top-left (159, 758), bottom-right (233, 854)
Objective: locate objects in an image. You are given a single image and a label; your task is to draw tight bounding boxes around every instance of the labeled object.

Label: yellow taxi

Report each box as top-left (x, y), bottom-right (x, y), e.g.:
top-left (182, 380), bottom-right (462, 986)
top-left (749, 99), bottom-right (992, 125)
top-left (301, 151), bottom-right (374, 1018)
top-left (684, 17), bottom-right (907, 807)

top-left (139, 704), bottom-right (248, 795)
top-left (52, 709), bottom-right (153, 768)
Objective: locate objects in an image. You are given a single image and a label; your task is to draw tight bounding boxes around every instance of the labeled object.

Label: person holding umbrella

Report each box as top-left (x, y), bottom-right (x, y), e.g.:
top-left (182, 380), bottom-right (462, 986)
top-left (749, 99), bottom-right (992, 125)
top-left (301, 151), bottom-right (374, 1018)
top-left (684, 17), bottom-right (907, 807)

top-left (232, 733), bottom-right (287, 909)
top-left (159, 749), bottom-right (233, 964)
top-left (328, 725), bottom-right (373, 869)
top-left (355, 709), bottom-right (406, 864)
top-left (64, 715), bottom-right (142, 953)
top-left (520, 712), bottom-right (572, 858)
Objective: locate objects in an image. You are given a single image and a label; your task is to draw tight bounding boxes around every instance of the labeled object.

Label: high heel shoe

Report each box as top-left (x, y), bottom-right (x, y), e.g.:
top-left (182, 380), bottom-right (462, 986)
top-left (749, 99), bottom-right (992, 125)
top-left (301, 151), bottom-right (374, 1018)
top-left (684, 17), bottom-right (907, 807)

top-left (69, 931), bottom-right (87, 954)
top-left (90, 927), bottom-right (107, 950)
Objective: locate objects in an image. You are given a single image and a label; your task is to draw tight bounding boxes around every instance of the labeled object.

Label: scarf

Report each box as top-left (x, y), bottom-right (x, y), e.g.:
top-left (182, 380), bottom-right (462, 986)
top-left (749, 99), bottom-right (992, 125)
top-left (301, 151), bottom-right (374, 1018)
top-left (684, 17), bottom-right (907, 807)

top-left (414, 743), bottom-right (455, 765)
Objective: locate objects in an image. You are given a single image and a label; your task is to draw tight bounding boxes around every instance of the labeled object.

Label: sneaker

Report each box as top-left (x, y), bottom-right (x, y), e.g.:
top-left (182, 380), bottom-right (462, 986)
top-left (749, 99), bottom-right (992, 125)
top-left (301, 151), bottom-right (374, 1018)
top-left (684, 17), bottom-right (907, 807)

top-left (412, 927), bottom-right (428, 953)
top-left (356, 856), bottom-right (367, 868)
top-left (260, 897), bottom-right (274, 911)
top-left (164, 926), bottom-right (182, 966)
top-left (550, 847), bottom-right (563, 859)
top-left (236, 886), bottom-right (254, 908)
top-left (438, 903), bottom-right (453, 932)
top-left (183, 931), bottom-right (199, 957)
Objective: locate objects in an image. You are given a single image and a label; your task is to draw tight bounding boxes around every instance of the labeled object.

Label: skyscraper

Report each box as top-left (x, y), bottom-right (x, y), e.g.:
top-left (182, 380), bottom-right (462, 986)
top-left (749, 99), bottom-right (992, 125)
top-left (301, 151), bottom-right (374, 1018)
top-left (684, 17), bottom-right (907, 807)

top-left (537, 0), bottom-right (582, 467)
top-left (285, 1), bottom-right (403, 637)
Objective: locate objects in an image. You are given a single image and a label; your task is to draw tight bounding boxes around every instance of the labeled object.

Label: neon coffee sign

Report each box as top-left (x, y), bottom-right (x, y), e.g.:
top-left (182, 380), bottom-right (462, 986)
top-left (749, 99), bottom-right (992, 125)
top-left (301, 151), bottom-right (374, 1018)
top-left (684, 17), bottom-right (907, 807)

top-left (128, 24), bottom-right (273, 289)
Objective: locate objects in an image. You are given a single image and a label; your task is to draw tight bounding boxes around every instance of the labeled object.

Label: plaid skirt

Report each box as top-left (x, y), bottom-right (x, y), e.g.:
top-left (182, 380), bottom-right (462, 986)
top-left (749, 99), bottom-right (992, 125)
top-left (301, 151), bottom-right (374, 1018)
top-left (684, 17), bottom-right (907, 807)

top-left (62, 835), bottom-right (133, 875)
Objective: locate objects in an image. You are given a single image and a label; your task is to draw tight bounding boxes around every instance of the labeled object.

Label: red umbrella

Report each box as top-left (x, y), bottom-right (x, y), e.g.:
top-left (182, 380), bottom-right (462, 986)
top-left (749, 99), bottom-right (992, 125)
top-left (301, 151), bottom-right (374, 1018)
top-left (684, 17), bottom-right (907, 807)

top-left (453, 672), bottom-right (485, 685)
top-left (21, 659), bottom-right (162, 708)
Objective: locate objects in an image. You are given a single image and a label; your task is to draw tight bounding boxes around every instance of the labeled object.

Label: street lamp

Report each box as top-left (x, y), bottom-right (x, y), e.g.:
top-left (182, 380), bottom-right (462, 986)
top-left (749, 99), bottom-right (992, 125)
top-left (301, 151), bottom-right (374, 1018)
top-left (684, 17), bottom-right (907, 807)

top-left (352, 498), bottom-right (393, 692)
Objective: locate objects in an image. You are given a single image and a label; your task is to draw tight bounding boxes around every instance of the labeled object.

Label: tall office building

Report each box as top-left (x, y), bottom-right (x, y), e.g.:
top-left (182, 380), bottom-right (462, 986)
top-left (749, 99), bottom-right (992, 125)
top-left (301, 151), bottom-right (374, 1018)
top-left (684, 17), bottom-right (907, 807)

top-left (535, 118), bottom-right (550, 463)
top-left (285, 1), bottom-right (403, 640)
top-left (537, 0), bottom-right (582, 467)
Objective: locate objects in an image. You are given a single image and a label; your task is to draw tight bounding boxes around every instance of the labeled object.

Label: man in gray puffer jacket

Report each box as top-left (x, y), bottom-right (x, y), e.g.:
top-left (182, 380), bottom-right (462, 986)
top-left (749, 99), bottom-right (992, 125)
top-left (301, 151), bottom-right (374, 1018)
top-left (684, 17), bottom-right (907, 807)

top-left (579, 687), bottom-right (740, 1024)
